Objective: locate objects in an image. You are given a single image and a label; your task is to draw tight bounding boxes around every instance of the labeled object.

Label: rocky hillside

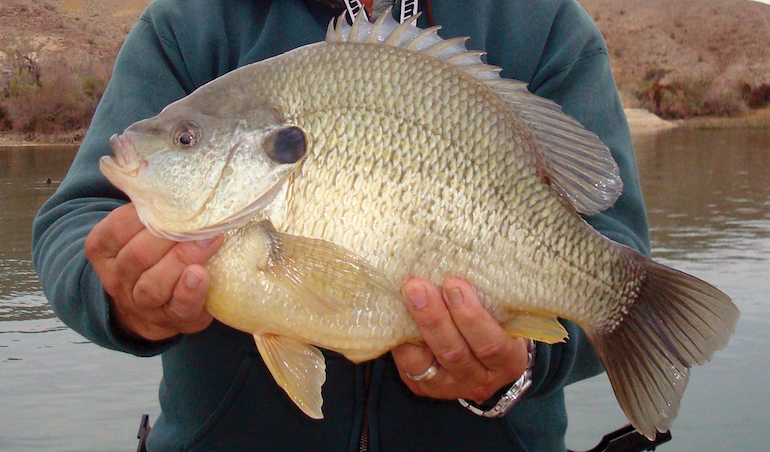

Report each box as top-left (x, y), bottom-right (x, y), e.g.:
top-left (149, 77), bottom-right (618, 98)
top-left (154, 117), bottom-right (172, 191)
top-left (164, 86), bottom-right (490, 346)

top-left (581, 0), bottom-right (770, 117)
top-left (0, 0), bottom-right (768, 136)
top-left (0, 0), bottom-right (148, 59)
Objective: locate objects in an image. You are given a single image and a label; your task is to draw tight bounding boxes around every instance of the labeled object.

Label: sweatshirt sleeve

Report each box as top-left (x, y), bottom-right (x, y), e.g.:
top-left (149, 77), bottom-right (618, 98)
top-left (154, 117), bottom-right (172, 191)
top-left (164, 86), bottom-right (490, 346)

top-left (517, 0), bottom-right (651, 397)
top-left (31, 8), bottom-right (194, 356)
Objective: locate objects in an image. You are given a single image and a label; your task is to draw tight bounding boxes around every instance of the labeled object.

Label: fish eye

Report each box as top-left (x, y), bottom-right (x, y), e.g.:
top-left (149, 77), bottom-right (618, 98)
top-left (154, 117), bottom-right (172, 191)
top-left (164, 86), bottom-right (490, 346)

top-left (172, 121), bottom-right (202, 148)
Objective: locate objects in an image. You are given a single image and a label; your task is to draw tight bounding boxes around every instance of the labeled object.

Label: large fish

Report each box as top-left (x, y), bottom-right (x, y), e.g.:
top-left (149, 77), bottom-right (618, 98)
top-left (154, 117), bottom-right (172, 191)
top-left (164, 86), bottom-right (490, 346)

top-left (100, 11), bottom-right (738, 439)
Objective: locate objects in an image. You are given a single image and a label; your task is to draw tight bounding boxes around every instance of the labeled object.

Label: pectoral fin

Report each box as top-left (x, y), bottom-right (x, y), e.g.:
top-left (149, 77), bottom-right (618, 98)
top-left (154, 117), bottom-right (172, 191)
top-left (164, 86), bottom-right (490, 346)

top-left (501, 313), bottom-right (569, 344)
top-left (260, 224), bottom-right (403, 314)
top-left (253, 333), bottom-right (327, 419)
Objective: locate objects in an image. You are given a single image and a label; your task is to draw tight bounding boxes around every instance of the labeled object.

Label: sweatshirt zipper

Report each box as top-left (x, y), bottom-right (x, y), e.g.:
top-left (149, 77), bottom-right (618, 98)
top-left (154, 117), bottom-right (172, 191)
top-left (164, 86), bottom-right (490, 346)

top-left (358, 361), bottom-right (373, 452)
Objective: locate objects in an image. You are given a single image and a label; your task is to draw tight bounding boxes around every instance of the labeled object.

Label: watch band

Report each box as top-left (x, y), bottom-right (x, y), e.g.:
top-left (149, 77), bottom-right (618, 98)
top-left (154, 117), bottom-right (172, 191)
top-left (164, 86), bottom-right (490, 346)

top-left (458, 339), bottom-right (536, 418)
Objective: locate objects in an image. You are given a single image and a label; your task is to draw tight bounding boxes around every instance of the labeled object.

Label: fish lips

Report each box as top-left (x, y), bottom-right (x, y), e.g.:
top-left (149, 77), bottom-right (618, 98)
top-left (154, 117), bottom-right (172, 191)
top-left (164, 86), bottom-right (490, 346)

top-left (101, 133), bottom-right (146, 178)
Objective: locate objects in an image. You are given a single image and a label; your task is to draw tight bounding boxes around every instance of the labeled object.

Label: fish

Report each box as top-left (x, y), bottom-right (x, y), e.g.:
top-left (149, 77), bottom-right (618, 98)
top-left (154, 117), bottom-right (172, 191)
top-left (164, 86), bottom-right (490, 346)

top-left (99, 10), bottom-right (739, 439)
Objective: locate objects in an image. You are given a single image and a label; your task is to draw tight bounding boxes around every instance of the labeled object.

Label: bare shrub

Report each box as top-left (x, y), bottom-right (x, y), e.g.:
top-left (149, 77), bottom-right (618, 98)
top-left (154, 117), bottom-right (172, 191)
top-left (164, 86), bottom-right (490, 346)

top-left (742, 83), bottom-right (770, 109)
top-left (1, 38), bottom-right (112, 140)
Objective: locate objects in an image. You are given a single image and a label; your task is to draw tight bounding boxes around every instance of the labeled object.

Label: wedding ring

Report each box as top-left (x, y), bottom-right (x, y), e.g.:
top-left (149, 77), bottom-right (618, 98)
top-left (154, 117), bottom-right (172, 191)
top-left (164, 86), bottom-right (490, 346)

top-left (405, 358), bottom-right (439, 382)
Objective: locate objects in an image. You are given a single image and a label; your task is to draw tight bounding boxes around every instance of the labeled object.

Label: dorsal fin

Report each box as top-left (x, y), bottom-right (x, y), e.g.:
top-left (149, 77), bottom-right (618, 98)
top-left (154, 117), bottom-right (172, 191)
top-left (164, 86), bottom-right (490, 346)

top-left (326, 10), bottom-right (623, 215)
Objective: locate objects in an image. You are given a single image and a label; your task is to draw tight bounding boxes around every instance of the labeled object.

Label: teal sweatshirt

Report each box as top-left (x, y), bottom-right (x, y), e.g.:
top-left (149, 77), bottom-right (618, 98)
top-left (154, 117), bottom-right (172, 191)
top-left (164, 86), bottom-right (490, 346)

top-left (32, 0), bottom-right (650, 450)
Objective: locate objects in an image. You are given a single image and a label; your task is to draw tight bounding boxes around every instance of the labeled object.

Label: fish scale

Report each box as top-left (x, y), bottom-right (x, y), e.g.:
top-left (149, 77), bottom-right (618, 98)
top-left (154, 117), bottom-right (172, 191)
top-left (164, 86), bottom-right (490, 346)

top-left (101, 11), bottom-right (737, 438)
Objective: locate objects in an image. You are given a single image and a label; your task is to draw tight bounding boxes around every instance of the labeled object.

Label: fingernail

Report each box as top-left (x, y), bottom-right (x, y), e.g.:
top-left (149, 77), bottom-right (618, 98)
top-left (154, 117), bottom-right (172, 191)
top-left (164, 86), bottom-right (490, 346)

top-left (403, 283), bottom-right (428, 308)
top-left (445, 287), bottom-right (464, 306)
top-left (184, 270), bottom-right (202, 289)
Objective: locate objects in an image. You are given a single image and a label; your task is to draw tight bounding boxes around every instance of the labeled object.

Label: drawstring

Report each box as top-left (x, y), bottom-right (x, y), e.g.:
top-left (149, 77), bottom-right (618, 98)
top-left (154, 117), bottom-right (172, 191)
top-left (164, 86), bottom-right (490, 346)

top-left (340, 0), bottom-right (434, 26)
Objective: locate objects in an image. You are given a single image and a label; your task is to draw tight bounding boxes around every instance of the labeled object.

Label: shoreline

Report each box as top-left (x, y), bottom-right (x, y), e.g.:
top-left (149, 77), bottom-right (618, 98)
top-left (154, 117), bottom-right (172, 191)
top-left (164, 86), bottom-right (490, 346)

top-left (2, 108), bottom-right (768, 148)
top-left (624, 108), bottom-right (678, 134)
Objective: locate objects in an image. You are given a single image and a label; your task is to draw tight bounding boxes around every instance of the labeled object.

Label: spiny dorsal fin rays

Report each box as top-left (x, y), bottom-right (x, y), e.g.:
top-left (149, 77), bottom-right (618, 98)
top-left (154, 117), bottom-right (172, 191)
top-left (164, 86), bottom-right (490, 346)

top-left (403, 25), bottom-right (443, 51)
top-left (382, 12), bottom-right (421, 46)
top-left (443, 50), bottom-right (487, 67)
top-left (421, 36), bottom-right (471, 59)
top-left (326, 8), bottom-right (623, 216)
top-left (328, 9), bottom-right (492, 77)
top-left (365, 8), bottom-right (390, 43)
top-left (348, 7), bottom-right (367, 42)
top-left (326, 19), bottom-right (336, 42)
top-left (460, 64), bottom-right (503, 81)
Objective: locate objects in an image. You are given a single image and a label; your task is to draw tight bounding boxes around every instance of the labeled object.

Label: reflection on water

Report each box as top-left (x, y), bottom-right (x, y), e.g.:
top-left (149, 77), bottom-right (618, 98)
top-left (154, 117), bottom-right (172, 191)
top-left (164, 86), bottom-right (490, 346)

top-left (0, 145), bottom-right (77, 324)
top-left (1, 145), bottom-right (163, 452)
top-left (566, 128), bottom-right (770, 452)
top-left (2, 129), bottom-right (769, 451)
top-left (636, 129), bottom-right (770, 267)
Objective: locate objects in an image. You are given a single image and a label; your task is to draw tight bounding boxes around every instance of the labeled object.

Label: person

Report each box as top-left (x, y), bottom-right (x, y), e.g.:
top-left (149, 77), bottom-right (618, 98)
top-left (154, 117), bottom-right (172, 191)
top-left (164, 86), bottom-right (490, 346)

top-left (32, 0), bottom-right (650, 450)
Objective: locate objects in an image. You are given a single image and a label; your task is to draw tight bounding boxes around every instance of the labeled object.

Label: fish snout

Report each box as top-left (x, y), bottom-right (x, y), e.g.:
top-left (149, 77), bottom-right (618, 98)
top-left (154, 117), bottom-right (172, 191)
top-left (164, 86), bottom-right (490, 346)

top-left (107, 132), bottom-right (144, 175)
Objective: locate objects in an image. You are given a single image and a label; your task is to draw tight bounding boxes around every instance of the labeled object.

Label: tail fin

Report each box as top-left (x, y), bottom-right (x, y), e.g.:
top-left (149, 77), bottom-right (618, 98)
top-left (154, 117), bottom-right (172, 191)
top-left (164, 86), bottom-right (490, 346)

top-left (589, 256), bottom-right (739, 440)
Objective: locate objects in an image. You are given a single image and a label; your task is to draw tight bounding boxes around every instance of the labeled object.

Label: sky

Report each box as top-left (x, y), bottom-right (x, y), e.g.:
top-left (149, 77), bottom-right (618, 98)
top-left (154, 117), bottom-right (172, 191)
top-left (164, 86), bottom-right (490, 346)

top-left (748, 0), bottom-right (770, 4)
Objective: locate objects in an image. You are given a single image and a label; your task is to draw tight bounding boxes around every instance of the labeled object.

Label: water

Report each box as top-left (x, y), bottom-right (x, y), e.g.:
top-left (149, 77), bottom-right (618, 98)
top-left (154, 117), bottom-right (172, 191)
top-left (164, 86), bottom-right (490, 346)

top-left (565, 128), bottom-right (770, 451)
top-left (0, 146), bottom-right (161, 452)
top-left (1, 128), bottom-right (769, 451)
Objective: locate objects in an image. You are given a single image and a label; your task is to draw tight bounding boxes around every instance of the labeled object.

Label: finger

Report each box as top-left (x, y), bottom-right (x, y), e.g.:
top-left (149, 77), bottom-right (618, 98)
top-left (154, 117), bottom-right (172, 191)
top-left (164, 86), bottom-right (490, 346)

top-left (131, 235), bottom-right (223, 309)
top-left (442, 279), bottom-right (528, 377)
top-left (400, 279), bottom-right (481, 376)
top-left (115, 229), bottom-right (177, 294)
top-left (162, 264), bottom-right (214, 335)
top-left (114, 263), bottom-right (216, 342)
top-left (391, 341), bottom-right (438, 396)
top-left (85, 203), bottom-right (145, 263)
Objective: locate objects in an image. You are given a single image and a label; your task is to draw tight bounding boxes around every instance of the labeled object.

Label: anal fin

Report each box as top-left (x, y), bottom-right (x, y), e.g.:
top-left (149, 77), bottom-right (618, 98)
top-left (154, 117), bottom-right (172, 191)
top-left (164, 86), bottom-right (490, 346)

top-left (253, 334), bottom-right (327, 419)
top-left (501, 313), bottom-right (569, 344)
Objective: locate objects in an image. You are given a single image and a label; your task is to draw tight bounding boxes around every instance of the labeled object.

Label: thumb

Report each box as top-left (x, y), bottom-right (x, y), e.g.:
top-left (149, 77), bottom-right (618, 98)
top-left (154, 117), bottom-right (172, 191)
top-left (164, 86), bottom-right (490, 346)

top-left (164, 264), bottom-right (214, 334)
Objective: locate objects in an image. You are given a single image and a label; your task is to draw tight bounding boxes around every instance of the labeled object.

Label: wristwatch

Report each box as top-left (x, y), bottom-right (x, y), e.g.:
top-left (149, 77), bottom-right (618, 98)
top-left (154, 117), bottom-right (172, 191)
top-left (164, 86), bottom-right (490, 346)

top-left (458, 339), bottom-right (536, 418)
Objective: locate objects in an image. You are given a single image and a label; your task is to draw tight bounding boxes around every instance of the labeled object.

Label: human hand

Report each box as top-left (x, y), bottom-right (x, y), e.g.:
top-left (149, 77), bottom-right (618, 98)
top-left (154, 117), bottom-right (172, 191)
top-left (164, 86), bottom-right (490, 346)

top-left (391, 278), bottom-right (529, 404)
top-left (84, 204), bottom-right (223, 342)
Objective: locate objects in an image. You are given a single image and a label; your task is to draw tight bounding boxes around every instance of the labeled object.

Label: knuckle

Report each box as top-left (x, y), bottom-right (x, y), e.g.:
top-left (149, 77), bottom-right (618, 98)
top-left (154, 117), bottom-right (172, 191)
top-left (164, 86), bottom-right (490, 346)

top-left (437, 345), bottom-right (472, 368)
top-left (100, 273), bottom-right (122, 295)
top-left (413, 310), bottom-right (451, 331)
top-left (454, 302), bottom-right (487, 325)
top-left (397, 354), bottom-right (422, 371)
top-left (130, 241), bottom-right (160, 269)
top-left (132, 279), bottom-right (166, 307)
top-left (414, 310), bottom-right (444, 332)
top-left (473, 340), bottom-right (507, 361)
top-left (170, 244), bottom-right (198, 267)
top-left (394, 349), bottom-right (430, 373)
top-left (165, 286), bottom-right (207, 321)
top-left (165, 299), bottom-right (195, 320)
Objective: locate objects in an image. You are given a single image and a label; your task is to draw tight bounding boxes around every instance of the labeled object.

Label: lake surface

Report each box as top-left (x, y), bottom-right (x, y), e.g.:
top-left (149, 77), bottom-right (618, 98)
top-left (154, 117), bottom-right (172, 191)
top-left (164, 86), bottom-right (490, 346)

top-left (0, 146), bottom-right (162, 452)
top-left (1, 128), bottom-right (769, 451)
top-left (566, 128), bottom-right (770, 451)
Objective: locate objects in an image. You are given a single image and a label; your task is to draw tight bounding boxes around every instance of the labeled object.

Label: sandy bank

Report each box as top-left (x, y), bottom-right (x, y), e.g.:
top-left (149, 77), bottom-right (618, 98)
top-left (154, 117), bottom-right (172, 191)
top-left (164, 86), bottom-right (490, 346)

top-left (5, 108), bottom-right (769, 148)
top-left (1, 109), bottom-right (678, 147)
top-left (624, 108), bottom-right (678, 134)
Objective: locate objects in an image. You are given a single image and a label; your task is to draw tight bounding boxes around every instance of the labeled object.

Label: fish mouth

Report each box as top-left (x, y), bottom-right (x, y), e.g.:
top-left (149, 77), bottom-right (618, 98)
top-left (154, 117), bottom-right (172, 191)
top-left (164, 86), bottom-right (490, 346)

top-left (102, 133), bottom-right (146, 176)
